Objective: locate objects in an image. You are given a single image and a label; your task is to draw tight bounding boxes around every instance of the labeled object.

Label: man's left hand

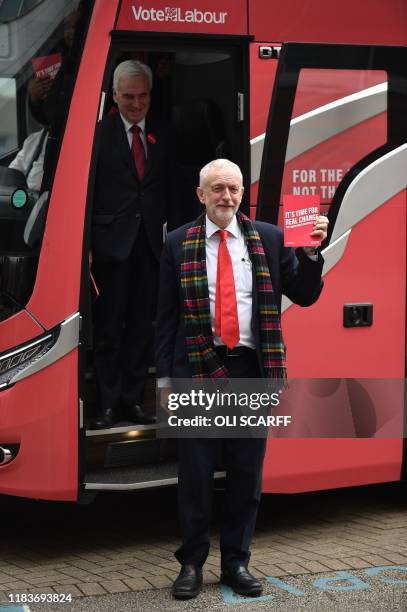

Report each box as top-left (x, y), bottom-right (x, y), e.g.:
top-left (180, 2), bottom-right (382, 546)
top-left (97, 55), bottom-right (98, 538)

top-left (303, 215), bottom-right (329, 256)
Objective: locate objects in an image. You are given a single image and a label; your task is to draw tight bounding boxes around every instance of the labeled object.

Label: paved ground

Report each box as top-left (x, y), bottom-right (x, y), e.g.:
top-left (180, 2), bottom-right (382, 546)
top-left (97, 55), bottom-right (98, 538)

top-left (11, 567), bottom-right (407, 612)
top-left (0, 482), bottom-right (406, 609)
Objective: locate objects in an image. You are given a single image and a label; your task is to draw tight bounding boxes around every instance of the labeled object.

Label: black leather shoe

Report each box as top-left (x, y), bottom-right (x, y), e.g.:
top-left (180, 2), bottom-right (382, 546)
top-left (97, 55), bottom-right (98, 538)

top-left (220, 565), bottom-right (263, 596)
top-left (123, 404), bottom-right (156, 425)
top-left (172, 565), bottom-right (202, 599)
top-left (90, 408), bottom-right (117, 430)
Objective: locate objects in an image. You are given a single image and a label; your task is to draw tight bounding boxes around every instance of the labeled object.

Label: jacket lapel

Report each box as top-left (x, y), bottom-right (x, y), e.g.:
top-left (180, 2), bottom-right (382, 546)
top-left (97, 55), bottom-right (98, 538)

top-left (143, 116), bottom-right (156, 179)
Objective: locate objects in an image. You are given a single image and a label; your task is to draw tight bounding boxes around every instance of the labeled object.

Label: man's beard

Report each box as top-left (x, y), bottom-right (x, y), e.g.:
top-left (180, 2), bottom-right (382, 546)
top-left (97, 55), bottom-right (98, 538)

top-left (213, 206), bottom-right (237, 226)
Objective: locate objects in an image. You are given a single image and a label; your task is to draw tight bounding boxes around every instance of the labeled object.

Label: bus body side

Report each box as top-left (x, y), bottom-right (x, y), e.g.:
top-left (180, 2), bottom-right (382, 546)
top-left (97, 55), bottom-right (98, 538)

top-left (248, 0), bottom-right (406, 492)
top-left (0, 0), bottom-right (405, 500)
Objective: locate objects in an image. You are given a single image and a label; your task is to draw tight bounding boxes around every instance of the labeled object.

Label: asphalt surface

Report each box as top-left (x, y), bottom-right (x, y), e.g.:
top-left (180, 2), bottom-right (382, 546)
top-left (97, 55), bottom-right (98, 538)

top-left (3, 567), bottom-right (407, 612)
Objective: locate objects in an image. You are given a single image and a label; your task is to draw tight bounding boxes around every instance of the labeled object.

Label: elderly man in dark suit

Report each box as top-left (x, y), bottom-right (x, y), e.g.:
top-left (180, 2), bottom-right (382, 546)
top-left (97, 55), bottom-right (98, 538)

top-left (90, 60), bottom-right (171, 429)
top-left (155, 159), bottom-right (328, 598)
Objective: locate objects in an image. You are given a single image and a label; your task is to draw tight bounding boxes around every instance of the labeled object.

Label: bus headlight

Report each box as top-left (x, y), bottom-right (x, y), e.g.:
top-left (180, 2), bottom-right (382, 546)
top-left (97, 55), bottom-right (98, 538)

top-left (0, 331), bottom-right (56, 389)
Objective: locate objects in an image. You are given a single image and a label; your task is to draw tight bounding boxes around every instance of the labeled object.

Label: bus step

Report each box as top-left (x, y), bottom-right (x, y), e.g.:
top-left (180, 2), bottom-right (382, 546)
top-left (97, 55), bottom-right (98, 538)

top-left (85, 423), bottom-right (165, 468)
top-left (86, 423), bottom-right (157, 436)
top-left (84, 462), bottom-right (226, 491)
top-left (104, 438), bottom-right (160, 468)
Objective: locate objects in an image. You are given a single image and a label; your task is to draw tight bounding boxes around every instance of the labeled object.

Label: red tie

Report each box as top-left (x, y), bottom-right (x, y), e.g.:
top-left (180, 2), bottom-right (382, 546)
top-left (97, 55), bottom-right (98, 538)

top-left (215, 230), bottom-right (240, 349)
top-left (130, 124), bottom-right (145, 180)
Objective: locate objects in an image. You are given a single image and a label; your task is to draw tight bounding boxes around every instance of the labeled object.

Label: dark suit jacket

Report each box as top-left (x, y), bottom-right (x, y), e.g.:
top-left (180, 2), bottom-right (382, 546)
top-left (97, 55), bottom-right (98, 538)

top-left (155, 219), bottom-right (324, 379)
top-left (91, 112), bottom-right (171, 262)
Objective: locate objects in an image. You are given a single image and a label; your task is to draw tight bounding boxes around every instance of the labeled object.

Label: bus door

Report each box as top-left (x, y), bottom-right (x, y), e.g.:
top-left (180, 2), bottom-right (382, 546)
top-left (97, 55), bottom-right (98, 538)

top-left (83, 31), bottom-right (251, 485)
top-left (108, 33), bottom-right (251, 221)
top-left (256, 43), bottom-right (407, 492)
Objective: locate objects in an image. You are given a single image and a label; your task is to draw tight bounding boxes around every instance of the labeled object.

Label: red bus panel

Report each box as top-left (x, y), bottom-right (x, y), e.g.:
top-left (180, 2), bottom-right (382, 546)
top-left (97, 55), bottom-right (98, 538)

top-left (117, 0), bottom-right (247, 35)
top-left (250, 0), bottom-right (407, 45)
top-left (0, 311), bottom-right (43, 354)
top-left (257, 43), bottom-right (406, 493)
top-left (0, 350), bottom-right (78, 500)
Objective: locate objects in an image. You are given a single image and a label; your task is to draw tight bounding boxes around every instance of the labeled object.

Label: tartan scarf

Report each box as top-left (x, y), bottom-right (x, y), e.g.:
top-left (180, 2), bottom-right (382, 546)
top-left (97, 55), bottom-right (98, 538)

top-left (180, 211), bottom-right (286, 380)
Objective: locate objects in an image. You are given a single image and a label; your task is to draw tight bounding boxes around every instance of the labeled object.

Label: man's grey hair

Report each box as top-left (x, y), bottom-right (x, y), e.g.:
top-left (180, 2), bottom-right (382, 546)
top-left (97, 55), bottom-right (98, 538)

top-left (113, 60), bottom-right (153, 91)
top-left (199, 159), bottom-right (243, 187)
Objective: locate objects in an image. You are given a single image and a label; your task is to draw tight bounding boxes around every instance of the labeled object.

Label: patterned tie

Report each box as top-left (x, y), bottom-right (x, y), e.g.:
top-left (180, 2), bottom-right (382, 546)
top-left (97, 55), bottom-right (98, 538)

top-left (130, 124), bottom-right (145, 180)
top-left (215, 230), bottom-right (240, 349)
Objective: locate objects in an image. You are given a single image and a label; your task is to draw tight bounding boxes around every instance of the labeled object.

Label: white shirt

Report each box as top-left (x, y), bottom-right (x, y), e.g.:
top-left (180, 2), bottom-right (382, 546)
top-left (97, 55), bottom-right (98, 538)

top-left (206, 214), bottom-right (255, 348)
top-left (9, 129), bottom-right (47, 191)
top-left (119, 113), bottom-right (148, 157)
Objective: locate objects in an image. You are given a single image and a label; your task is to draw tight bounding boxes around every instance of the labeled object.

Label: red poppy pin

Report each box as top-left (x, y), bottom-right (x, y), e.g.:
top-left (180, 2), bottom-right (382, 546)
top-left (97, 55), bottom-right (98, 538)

top-left (147, 133), bottom-right (156, 144)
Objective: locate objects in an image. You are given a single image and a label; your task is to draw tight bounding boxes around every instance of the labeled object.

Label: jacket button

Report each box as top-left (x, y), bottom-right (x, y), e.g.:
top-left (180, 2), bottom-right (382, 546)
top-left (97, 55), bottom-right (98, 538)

top-left (135, 213), bottom-right (141, 219)
top-left (140, 191), bottom-right (144, 196)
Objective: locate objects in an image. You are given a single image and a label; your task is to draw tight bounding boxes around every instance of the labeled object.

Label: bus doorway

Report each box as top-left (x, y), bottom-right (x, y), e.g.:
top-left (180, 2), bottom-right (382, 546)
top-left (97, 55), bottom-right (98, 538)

top-left (83, 37), bottom-right (250, 488)
top-left (107, 38), bottom-right (250, 224)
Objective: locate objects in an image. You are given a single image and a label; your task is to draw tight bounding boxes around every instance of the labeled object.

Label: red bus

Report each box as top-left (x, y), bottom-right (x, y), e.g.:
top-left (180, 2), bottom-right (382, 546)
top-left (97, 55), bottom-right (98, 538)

top-left (0, 0), bottom-right (406, 501)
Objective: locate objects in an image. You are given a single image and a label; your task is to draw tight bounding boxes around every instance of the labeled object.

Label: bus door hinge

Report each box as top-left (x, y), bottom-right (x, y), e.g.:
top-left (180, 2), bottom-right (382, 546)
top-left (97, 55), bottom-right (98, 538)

top-left (98, 91), bottom-right (106, 121)
top-left (237, 93), bottom-right (244, 122)
top-left (79, 398), bottom-right (84, 429)
top-left (259, 46), bottom-right (281, 59)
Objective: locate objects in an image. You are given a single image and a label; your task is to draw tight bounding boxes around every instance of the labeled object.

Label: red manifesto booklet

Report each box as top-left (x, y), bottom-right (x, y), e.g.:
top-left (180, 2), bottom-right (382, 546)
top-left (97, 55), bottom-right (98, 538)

top-left (32, 53), bottom-right (62, 80)
top-left (283, 195), bottom-right (320, 247)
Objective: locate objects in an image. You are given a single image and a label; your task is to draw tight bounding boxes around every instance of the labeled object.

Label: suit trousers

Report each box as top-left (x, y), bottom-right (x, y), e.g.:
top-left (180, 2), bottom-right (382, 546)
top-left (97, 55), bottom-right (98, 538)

top-left (175, 349), bottom-right (266, 569)
top-left (92, 222), bottom-right (159, 413)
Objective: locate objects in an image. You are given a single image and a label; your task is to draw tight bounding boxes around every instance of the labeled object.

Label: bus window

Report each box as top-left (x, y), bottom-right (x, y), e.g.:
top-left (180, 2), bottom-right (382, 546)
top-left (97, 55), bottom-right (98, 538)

top-left (279, 68), bottom-right (388, 224)
top-left (0, 78), bottom-right (18, 157)
top-left (0, 1), bottom-right (44, 22)
top-left (0, 0), bottom-right (93, 320)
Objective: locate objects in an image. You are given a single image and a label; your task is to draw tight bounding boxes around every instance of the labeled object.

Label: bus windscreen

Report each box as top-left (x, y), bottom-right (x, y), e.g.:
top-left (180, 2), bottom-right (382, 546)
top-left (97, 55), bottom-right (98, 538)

top-left (0, 0), bottom-right (93, 320)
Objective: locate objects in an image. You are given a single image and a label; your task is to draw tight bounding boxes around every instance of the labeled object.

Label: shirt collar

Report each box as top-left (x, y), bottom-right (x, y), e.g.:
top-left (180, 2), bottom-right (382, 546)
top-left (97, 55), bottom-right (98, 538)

top-left (206, 214), bottom-right (240, 239)
top-left (120, 113), bottom-right (146, 134)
